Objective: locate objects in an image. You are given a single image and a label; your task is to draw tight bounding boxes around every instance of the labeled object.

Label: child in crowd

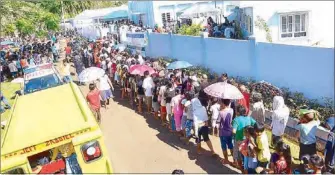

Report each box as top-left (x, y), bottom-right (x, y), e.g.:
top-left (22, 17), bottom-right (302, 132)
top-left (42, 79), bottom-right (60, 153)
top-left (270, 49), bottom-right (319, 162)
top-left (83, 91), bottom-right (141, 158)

top-left (309, 154), bottom-right (324, 174)
top-left (255, 123), bottom-right (271, 168)
top-left (268, 140), bottom-right (292, 174)
top-left (210, 98), bottom-right (220, 136)
top-left (165, 82), bottom-right (176, 132)
top-left (232, 105), bottom-right (256, 170)
top-left (217, 99), bottom-right (234, 165)
top-left (241, 126), bottom-right (258, 174)
top-left (86, 83), bottom-right (102, 123)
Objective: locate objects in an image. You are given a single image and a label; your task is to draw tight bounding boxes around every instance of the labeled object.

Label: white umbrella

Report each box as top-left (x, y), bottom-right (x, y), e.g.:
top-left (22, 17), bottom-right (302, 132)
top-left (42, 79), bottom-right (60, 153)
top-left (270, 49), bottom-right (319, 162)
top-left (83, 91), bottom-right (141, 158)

top-left (78, 67), bottom-right (105, 82)
top-left (11, 78), bottom-right (24, 84)
top-left (180, 3), bottom-right (220, 18)
top-left (204, 81), bottom-right (244, 99)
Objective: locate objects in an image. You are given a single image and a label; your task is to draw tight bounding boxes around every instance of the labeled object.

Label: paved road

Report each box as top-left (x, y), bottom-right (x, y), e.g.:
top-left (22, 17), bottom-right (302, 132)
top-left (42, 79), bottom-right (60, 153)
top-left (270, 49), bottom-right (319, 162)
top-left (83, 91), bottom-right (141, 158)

top-left (79, 85), bottom-right (240, 174)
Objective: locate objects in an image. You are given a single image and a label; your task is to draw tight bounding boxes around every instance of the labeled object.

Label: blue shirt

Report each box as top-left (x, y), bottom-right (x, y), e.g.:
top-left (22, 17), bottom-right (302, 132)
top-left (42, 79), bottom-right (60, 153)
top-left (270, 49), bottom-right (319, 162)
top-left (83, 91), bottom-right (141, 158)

top-left (296, 120), bottom-right (320, 145)
top-left (232, 116), bottom-right (256, 141)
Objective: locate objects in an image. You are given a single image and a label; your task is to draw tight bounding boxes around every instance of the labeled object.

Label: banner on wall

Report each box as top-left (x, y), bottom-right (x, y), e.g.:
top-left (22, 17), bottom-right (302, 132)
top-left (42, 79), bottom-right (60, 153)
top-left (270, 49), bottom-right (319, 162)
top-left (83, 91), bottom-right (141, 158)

top-left (126, 45), bottom-right (146, 57)
top-left (125, 32), bottom-right (148, 48)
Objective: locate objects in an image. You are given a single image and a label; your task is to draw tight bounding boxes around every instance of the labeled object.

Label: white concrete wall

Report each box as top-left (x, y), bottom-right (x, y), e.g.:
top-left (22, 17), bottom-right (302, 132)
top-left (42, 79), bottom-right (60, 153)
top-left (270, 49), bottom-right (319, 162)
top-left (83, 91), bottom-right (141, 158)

top-left (240, 1), bottom-right (334, 48)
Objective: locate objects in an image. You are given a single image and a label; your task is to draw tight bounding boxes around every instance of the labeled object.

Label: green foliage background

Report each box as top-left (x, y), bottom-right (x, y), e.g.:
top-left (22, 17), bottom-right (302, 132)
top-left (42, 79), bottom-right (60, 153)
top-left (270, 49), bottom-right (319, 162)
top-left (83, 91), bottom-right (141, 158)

top-left (0, 0), bottom-right (127, 37)
top-left (177, 24), bottom-right (203, 36)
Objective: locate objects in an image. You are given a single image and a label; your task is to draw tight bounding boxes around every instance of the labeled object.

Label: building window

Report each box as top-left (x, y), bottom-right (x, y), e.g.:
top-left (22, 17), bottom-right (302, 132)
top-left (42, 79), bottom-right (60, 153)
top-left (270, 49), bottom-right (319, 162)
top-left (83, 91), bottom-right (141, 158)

top-left (280, 12), bottom-right (308, 39)
top-left (161, 12), bottom-right (171, 26)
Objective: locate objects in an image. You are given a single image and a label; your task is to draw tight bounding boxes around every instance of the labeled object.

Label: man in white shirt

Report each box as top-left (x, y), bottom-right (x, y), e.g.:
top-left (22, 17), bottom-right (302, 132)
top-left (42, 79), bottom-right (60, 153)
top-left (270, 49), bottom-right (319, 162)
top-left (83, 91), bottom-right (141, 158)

top-left (159, 81), bottom-right (167, 125)
top-left (142, 70), bottom-right (154, 113)
top-left (8, 61), bottom-right (18, 78)
top-left (191, 97), bottom-right (216, 155)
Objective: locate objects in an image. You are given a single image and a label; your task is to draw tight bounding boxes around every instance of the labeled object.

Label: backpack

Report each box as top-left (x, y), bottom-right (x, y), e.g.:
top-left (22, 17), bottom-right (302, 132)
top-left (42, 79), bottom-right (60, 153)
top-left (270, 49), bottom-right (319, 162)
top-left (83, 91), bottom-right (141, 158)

top-left (325, 127), bottom-right (335, 173)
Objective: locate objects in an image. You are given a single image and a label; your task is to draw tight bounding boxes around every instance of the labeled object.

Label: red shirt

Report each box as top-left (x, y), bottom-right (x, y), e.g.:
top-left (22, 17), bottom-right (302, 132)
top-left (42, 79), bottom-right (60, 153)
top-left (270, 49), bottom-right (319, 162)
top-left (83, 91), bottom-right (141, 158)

top-left (65, 47), bottom-right (72, 54)
top-left (238, 92), bottom-right (250, 114)
top-left (86, 89), bottom-right (101, 110)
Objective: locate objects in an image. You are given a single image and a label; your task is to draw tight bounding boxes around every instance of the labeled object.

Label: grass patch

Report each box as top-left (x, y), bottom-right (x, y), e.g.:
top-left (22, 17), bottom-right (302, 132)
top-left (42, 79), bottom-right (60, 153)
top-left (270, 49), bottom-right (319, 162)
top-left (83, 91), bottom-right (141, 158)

top-left (1, 82), bottom-right (20, 122)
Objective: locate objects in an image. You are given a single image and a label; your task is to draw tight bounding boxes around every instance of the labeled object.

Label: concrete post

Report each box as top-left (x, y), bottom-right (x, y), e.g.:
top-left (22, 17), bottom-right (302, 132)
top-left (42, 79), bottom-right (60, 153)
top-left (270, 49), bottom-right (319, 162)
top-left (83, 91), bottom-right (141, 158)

top-left (248, 37), bottom-right (258, 80)
top-left (169, 32), bottom-right (174, 59)
top-left (200, 32), bottom-right (209, 67)
top-left (146, 30), bottom-right (152, 57)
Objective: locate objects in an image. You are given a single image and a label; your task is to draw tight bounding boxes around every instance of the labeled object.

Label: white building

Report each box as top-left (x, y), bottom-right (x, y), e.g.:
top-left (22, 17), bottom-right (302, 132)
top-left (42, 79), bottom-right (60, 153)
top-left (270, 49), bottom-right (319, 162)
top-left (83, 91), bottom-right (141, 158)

top-left (240, 1), bottom-right (334, 47)
top-left (128, 1), bottom-right (241, 28)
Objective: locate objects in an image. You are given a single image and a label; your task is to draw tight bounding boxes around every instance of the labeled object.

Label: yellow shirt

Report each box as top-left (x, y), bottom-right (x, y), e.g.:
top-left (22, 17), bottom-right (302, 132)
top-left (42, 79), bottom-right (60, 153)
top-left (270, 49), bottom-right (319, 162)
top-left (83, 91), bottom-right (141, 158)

top-left (256, 132), bottom-right (271, 162)
top-left (51, 143), bottom-right (75, 160)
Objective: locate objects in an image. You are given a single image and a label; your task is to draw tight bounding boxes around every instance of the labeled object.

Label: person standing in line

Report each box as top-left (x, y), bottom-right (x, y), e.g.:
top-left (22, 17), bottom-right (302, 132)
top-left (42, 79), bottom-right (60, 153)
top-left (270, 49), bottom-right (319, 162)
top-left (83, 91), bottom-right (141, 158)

top-left (250, 92), bottom-right (265, 125)
top-left (217, 99), bottom-right (234, 165)
top-left (159, 80), bottom-right (168, 126)
top-left (8, 60), bottom-right (18, 78)
top-left (152, 78), bottom-right (160, 120)
top-left (270, 96), bottom-right (290, 146)
top-left (98, 73), bottom-right (114, 108)
top-left (210, 98), bottom-right (220, 136)
top-left (255, 123), bottom-right (271, 168)
top-left (86, 83), bottom-right (102, 123)
top-left (142, 70), bottom-right (154, 113)
top-left (238, 85), bottom-right (250, 115)
top-left (171, 88), bottom-right (184, 136)
top-left (192, 96), bottom-right (216, 156)
top-left (295, 109), bottom-right (320, 159)
top-left (165, 82), bottom-right (176, 131)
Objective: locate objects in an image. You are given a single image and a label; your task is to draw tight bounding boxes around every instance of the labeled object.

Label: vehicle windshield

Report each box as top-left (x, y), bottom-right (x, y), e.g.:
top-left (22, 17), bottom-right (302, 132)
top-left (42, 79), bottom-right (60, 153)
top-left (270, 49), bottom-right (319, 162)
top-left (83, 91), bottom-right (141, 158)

top-left (24, 74), bottom-right (62, 94)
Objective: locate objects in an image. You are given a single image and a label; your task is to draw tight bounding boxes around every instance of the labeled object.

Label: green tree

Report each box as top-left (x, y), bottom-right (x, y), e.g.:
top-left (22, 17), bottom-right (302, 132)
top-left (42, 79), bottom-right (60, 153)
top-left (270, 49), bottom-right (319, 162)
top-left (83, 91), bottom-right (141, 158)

top-left (255, 16), bottom-right (272, 42)
top-left (3, 23), bottom-right (16, 36)
top-left (178, 24), bottom-right (203, 36)
top-left (15, 19), bottom-right (35, 37)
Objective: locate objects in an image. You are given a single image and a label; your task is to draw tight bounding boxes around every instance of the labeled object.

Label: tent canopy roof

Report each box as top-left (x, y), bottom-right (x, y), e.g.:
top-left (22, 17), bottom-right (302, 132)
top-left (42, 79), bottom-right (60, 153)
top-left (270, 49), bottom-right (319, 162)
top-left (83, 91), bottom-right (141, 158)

top-left (74, 5), bottom-right (128, 20)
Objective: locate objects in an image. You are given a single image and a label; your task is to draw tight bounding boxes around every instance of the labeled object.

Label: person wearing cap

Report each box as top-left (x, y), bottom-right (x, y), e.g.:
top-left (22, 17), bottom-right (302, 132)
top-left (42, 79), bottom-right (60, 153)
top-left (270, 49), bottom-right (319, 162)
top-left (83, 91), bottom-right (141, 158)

top-left (295, 109), bottom-right (320, 159)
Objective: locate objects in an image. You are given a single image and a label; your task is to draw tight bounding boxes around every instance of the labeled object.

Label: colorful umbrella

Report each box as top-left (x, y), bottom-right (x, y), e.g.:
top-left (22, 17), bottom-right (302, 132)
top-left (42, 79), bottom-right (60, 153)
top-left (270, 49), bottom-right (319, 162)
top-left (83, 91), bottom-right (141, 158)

top-left (166, 61), bottom-right (192, 70)
top-left (129, 64), bottom-right (155, 76)
top-left (78, 67), bottom-right (105, 82)
top-left (204, 81), bottom-right (244, 99)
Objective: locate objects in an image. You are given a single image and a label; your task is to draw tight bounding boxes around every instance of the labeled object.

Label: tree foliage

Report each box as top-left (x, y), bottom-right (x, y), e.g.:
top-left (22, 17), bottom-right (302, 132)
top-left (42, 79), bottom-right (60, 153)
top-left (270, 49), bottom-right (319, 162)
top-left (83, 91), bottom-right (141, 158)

top-left (255, 16), bottom-right (272, 42)
top-left (0, 0), bottom-right (127, 37)
top-left (177, 24), bottom-right (203, 36)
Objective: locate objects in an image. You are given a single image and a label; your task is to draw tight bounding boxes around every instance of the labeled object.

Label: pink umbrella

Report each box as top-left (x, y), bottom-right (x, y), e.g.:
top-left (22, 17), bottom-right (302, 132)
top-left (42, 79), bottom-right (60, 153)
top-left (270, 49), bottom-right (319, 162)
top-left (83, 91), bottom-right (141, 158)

top-left (204, 81), bottom-right (244, 99)
top-left (129, 64), bottom-right (155, 76)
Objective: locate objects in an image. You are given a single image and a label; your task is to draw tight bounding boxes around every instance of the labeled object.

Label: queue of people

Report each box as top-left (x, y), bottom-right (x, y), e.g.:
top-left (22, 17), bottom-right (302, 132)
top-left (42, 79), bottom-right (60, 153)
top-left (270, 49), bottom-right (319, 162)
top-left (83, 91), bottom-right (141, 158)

top-left (59, 31), bottom-right (335, 174)
top-left (1, 28), bottom-right (334, 174)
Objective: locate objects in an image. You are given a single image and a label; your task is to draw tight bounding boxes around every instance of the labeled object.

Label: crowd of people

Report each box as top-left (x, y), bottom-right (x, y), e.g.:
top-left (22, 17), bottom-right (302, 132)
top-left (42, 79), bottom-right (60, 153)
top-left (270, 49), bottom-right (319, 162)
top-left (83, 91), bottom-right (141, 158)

top-left (1, 29), bottom-right (334, 174)
top-left (58, 31), bottom-right (335, 174)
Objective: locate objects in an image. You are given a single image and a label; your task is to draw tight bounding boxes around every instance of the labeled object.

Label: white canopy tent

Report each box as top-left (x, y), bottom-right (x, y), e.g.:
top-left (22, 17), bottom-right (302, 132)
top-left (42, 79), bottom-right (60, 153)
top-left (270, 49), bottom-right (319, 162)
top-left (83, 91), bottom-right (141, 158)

top-left (73, 5), bottom-right (128, 28)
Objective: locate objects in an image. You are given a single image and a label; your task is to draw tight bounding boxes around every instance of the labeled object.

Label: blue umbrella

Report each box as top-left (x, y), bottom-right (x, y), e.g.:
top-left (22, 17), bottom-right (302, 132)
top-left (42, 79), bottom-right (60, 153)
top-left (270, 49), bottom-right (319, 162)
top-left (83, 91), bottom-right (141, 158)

top-left (166, 61), bottom-right (193, 70)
